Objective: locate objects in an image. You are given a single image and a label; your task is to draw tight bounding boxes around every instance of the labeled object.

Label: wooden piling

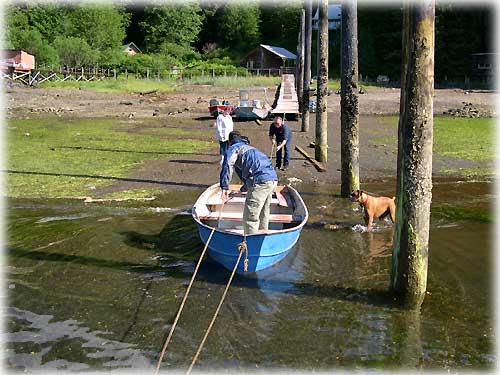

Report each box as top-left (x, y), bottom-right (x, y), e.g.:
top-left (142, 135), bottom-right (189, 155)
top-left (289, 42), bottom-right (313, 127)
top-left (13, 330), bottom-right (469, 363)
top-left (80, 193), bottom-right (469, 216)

top-left (301, 0), bottom-right (312, 133)
top-left (315, 0), bottom-right (329, 163)
top-left (391, 0), bottom-right (435, 309)
top-left (340, 0), bottom-right (360, 197)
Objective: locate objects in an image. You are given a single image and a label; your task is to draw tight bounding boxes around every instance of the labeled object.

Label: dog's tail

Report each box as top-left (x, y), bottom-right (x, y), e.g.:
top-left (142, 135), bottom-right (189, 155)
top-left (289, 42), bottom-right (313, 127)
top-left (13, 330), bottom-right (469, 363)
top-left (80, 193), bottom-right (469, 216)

top-left (392, 196), bottom-right (396, 201)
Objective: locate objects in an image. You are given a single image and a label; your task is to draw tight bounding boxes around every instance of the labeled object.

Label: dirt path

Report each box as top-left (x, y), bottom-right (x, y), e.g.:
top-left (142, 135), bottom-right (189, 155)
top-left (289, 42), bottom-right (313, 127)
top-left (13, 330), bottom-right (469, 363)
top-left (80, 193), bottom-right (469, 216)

top-left (5, 82), bottom-right (497, 195)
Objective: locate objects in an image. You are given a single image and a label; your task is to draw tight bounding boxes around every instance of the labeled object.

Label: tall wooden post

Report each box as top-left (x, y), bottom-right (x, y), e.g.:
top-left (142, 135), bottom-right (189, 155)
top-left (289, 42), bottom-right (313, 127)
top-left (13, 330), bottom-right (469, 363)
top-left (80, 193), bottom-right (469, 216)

top-left (340, 0), bottom-right (360, 197)
top-left (315, 0), bottom-right (329, 163)
top-left (296, 9), bottom-right (305, 113)
top-left (391, 0), bottom-right (435, 308)
top-left (301, 0), bottom-right (313, 132)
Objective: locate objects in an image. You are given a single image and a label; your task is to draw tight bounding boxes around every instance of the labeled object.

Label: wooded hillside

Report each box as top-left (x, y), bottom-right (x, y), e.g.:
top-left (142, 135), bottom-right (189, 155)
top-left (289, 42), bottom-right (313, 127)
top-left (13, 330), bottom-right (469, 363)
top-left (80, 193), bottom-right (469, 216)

top-left (4, 1), bottom-right (493, 85)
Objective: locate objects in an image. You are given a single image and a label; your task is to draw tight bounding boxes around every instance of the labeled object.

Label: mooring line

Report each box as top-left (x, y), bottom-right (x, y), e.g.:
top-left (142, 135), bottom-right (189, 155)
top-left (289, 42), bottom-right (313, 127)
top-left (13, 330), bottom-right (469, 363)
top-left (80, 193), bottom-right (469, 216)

top-left (155, 194), bottom-right (231, 374)
top-left (154, 226), bottom-right (215, 374)
top-left (186, 244), bottom-right (245, 375)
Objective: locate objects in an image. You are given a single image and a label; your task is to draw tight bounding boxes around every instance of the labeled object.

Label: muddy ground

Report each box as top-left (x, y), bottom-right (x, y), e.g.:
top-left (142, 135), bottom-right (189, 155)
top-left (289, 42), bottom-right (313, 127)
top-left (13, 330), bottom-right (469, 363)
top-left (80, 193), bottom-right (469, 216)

top-left (4, 82), bottom-right (497, 195)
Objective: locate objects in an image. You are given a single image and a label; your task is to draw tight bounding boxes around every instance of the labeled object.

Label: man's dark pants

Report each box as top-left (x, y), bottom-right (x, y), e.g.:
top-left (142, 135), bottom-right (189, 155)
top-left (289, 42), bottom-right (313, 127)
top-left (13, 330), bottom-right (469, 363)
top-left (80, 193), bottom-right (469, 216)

top-left (276, 141), bottom-right (291, 168)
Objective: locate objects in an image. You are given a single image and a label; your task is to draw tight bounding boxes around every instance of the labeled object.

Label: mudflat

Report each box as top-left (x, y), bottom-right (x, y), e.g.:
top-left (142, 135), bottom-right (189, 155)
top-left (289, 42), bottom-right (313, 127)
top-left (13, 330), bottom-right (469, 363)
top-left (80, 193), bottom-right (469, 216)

top-left (5, 82), bottom-right (497, 195)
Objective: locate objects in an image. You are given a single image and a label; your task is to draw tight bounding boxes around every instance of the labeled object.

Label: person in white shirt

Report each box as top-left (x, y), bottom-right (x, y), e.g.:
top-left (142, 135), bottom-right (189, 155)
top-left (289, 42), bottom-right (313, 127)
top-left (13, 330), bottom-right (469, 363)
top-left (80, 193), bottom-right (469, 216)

top-left (214, 109), bottom-right (234, 164)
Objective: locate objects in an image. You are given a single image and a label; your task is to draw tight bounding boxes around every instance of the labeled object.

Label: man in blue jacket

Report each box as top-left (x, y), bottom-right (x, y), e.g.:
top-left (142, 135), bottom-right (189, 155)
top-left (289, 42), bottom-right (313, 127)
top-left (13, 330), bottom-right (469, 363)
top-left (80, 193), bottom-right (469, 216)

top-left (220, 131), bottom-right (278, 234)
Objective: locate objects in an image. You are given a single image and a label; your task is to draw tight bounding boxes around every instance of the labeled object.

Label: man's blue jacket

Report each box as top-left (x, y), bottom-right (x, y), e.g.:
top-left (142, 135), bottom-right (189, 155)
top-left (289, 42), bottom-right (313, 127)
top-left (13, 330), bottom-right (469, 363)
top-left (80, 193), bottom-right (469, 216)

top-left (220, 138), bottom-right (278, 191)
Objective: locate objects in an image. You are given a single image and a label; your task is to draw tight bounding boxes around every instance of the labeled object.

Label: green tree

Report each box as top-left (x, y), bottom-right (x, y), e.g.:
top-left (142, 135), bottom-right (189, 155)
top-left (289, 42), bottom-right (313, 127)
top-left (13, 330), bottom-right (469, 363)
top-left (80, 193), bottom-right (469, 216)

top-left (53, 36), bottom-right (93, 67)
top-left (259, 1), bottom-right (301, 52)
top-left (5, 5), bottom-right (30, 48)
top-left (67, 4), bottom-right (130, 65)
top-left (435, 4), bottom-right (493, 83)
top-left (69, 4), bottom-right (129, 51)
top-left (23, 3), bottom-right (72, 43)
top-left (139, 4), bottom-right (203, 52)
top-left (158, 42), bottom-right (200, 64)
top-left (9, 28), bottom-right (59, 67)
top-left (358, 6), bottom-right (402, 82)
top-left (216, 3), bottom-right (261, 53)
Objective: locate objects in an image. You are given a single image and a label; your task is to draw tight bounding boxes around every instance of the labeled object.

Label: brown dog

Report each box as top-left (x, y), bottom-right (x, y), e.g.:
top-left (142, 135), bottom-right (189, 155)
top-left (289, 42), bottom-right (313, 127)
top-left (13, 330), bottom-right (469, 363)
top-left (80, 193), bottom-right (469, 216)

top-left (349, 190), bottom-right (396, 231)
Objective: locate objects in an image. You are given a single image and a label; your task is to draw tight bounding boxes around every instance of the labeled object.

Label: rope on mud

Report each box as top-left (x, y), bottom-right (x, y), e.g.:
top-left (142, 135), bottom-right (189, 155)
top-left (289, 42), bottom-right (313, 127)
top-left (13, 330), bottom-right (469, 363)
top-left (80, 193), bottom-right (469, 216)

top-left (155, 195), bottom-right (231, 374)
top-left (186, 245), bottom-right (245, 375)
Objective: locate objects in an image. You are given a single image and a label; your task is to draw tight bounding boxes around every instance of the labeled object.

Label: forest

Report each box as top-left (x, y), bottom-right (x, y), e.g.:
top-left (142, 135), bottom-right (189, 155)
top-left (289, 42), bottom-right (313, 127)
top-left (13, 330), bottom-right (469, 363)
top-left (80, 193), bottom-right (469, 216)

top-left (4, 1), bottom-right (494, 84)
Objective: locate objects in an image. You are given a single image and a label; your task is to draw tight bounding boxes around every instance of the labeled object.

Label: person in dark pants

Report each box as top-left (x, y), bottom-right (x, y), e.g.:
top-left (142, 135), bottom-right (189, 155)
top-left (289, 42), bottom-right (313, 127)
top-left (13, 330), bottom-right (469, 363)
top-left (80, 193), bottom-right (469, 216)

top-left (220, 131), bottom-right (278, 234)
top-left (269, 116), bottom-right (292, 171)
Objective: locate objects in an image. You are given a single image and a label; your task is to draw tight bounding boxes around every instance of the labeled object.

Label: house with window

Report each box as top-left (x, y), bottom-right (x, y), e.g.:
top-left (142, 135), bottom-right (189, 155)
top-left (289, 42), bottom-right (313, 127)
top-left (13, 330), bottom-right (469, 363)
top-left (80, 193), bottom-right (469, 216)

top-left (240, 44), bottom-right (296, 74)
top-left (121, 42), bottom-right (142, 56)
top-left (470, 53), bottom-right (497, 84)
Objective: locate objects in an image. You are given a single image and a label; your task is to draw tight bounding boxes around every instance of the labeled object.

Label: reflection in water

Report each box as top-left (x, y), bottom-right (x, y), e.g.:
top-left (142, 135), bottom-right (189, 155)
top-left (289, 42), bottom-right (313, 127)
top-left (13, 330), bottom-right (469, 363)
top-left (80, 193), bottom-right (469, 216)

top-left (4, 179), bottom-right (495, 371)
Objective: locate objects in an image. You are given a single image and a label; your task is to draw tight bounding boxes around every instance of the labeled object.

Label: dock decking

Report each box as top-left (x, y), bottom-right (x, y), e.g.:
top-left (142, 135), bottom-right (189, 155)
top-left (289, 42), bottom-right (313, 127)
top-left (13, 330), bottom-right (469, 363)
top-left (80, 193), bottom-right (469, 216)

top-left (271, 74), bottom-right (299, 115)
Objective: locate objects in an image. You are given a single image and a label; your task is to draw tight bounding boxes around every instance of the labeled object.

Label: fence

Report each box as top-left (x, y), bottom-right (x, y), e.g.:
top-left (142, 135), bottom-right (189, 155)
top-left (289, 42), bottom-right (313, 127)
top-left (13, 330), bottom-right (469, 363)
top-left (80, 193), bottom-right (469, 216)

top-left (1, 65), bottom-right (294, 86)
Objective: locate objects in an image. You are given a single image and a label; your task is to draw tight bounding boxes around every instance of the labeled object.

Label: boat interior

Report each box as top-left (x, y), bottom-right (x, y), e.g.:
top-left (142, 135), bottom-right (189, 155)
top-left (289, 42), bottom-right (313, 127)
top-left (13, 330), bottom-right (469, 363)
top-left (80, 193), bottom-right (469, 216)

top-left (195, 184), bottom-right (306, 234)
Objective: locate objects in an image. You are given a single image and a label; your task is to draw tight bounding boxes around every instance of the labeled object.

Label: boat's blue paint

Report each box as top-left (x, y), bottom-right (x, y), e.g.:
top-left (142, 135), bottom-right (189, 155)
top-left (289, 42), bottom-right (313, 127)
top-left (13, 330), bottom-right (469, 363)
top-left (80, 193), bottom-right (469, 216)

top-left (192, 183), bottom-right (308, 274)
top-left (196, 224), bottom-right (303, 273)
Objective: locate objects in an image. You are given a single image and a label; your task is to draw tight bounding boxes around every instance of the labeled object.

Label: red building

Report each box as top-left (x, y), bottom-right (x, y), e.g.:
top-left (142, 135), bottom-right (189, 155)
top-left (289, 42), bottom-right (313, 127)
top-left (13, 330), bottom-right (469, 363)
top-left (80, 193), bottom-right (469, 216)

top-left (0, 49), bottom-right (36, 71)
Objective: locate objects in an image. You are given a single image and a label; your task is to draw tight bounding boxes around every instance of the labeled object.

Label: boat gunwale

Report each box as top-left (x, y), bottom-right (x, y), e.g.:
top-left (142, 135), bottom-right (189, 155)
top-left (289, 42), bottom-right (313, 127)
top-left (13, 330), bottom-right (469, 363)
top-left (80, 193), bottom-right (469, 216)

top-left (192, 183), bottom-right (309, 238)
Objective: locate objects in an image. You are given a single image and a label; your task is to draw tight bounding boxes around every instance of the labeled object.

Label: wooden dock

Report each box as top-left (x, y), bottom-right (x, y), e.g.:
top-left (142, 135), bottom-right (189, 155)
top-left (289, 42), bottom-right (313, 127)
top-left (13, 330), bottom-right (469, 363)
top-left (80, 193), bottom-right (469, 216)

top-left (272, 74), bottom-right (299, 116)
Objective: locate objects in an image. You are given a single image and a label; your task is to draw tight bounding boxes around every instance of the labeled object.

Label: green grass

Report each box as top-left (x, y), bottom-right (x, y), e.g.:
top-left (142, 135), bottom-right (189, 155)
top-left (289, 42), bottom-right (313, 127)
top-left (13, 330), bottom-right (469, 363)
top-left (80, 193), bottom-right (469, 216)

top-left (40, 77), bottom-right (178, 93)
top-left (433, 117), bottom-right (494, 161)
top-left (377, 116), bottom-right (495, 163)
top-left (432, 204), bottom-right (493, 222)
top-left (6, 118), bottom-right (212, 198)
top-left (137, 127), bottom-right (199, 137)
top-left (40, 76), bottom-right (282, 92)
top-left (40, 75), bottom-right (384, 93)
top-left (186, 75), bottom-right (281, 87)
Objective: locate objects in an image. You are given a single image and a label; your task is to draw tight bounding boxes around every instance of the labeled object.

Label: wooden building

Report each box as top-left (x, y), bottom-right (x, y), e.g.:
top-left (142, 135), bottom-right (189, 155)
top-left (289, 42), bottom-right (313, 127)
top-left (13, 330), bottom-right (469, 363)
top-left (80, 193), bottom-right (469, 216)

top-left (121, 42), bottom-right (142, 55)
top-left (470, 53), bottom-right (497, 84)
top-left (240, 44), bottom-right (296, 73)
top-left (0, 49), bottom-right (35, 71)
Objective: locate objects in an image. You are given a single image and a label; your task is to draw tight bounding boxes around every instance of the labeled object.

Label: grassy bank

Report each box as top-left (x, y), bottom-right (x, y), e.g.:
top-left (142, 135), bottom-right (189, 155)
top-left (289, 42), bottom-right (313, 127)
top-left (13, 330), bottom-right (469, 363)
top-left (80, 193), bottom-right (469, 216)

top-left (40, 76), bottom-right (282, 93)
top-left (39, 76), bottom-right (381, 93)
top-left (6, 117), bottom-right (212, 198)
top-left (376, 116), bottom-right (495, 175)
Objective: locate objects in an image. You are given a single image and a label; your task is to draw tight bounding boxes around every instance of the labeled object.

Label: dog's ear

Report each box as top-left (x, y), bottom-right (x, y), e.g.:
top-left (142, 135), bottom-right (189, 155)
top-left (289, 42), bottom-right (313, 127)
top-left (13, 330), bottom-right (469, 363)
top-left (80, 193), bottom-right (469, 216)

top-left (359, 190), bottom-right (363, 195)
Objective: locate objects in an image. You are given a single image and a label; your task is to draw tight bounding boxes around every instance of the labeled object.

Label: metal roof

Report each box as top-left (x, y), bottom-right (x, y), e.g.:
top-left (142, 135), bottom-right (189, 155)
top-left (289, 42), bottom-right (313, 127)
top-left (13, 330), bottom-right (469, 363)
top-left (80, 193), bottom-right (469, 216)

top-left (121, 42), bottom-right (142, 53)
top-left (260, 44), bottom-right (297, 60)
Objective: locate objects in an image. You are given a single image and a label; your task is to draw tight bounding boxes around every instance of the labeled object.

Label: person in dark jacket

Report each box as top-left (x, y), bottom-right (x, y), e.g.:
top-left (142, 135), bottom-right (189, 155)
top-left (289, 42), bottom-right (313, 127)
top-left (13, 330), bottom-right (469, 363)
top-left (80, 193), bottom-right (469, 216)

top-left (269, 116), bottom-right (292, 171)
top-left (220, 131), bottom-right (278, 234)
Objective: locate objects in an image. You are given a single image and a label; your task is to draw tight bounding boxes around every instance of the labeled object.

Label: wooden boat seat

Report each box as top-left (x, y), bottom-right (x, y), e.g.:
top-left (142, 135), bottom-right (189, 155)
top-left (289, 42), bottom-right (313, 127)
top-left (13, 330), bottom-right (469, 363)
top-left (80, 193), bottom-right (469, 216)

top-left (199, 211), bottom-right (302, 223)
top-left (206, 185), bottom-right (292, 208)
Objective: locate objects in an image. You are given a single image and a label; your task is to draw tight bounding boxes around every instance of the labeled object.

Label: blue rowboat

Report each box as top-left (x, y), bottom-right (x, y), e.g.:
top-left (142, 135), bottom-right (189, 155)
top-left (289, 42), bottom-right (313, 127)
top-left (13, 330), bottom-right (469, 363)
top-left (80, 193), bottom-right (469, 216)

top-left (192, 183), bottom-right (308, 274)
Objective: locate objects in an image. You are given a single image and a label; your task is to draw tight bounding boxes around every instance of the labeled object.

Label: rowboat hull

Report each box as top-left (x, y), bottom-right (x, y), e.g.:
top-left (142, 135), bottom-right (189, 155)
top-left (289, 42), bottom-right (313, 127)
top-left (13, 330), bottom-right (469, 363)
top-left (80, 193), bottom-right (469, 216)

top-left (192, 183), bottom-right (308, 274)
top-left (196, 223), bottom-right (302, 273)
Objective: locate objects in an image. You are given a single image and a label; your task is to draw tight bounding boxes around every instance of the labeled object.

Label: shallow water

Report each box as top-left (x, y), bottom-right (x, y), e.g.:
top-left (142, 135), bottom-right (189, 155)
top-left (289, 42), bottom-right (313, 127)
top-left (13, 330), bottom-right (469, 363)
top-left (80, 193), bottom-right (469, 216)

top-left (3, 178), bottom-right (495, 372)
